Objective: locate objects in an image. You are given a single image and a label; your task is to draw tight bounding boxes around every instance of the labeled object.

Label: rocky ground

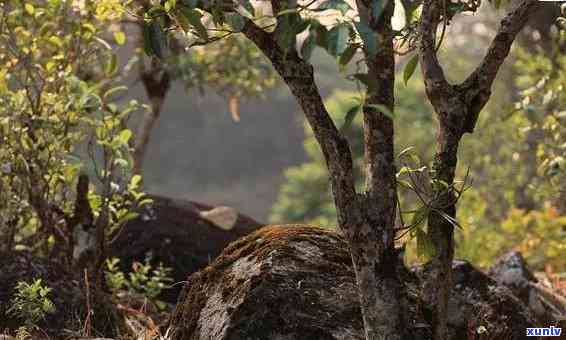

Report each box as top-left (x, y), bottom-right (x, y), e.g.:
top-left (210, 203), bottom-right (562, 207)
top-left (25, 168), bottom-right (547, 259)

top-left (1, 208), bottom-right (564, 340)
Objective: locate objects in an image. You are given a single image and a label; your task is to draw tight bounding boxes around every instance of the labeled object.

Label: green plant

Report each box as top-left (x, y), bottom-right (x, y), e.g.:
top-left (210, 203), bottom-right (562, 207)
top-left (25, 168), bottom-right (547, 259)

top-left (0, 0), bottom-right (148, 260)
top-left (105, 253), bottom-right (173, 307)
top-left (7, 279), bottom-right (56, 330)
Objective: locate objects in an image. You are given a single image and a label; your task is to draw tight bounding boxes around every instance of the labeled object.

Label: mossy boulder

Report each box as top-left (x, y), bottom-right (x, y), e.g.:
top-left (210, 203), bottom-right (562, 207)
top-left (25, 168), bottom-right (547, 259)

top-left (169, 225), bottom-right (537, 340)
top-left (108, 194), bottom-right (262, 303)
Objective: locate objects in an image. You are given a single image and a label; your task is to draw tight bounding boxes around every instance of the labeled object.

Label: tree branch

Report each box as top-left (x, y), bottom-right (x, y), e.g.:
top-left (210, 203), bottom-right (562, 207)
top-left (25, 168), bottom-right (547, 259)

top-left (241, 19), bottom-right (363, 228)
top-left (459, 0), bottom-right (538, 132)
top-left (133, 61), bottom-right (171, 175)
top-left (419, 0), bottom-right (450, 99)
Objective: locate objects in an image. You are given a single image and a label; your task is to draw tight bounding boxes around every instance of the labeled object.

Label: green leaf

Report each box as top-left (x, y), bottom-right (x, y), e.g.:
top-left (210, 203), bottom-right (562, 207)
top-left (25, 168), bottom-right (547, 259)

top-left (411, 206), bottom-right (428, 229)
top-left (225, 13), bottom-right (245, 32)
top-left (177, 11), bottom-right (191, 32)
top-left (211, 0), bottom-right (225, 26)
top-left (354, 20), bottom-right (377, 57)
top-left (116, 129), bottom-right (133, 146)
top-left (301, 34), bottom-right (316, 61)
top-left (39, 22), bottom-right (55, 36)
top-left (117, 211), bottom-right (139, 225)
top-left (180, 0), bottom-right (199, 9)
top-left (105, 54), bottom-right (118, 76)
top-left (326, 23), bottom-right (349, 56)
top-left (48, 36), bottom-right (64, 48)
top-left (340, 104), bottom-right (361, 133)
top-left (114, 31), bottom-right (126, 45)
top-left (276, 30), bottom-right (296, 53)
top-left (148, 6), bottom-right (167, 18)
top-left (240, 0), bottom-right (255, 16)
top-left (365, 103), bottom-right (394, 119)
top-left (164, 0), bottom-right (177, 12)
top-left (143, 20), bottom-right (168, 58)
top-left (397, 146), bottom-right (415, 159)
top-left (371, 0), bottom-right (386, 20)
top-left (180, 8), bottom-right (208, 41)
top-left (24, 3), bottom-right (35, 15)
top-left (316, 0), bottom-right (351, 15)
top-left (130, 174), bottom-right (142, 189)
top-left (275, 12), bottom-right (309, 53)
top-left (82, 23), bottom-right (96, 34)
top-left (339, 44), bottom-right (357, 68)
top-left (416, 228), bottom-right (436, 259)
top-left (103, 85), bottom-right (128, 99)
top-left (403, 54), bottom-right (419, 85)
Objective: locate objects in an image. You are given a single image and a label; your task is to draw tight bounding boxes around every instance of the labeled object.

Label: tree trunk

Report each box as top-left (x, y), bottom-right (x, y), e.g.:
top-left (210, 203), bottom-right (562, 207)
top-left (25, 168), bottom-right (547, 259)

top-left (242, 10), bottom-right (404, 337)
top-left (354, 0), bottom-right (404, 338)
top-left (133, 97), bottom-right (165, 175)
top-left (424, 118), bottom-right (462, 340)
top-left (133, 66), bottom-right (170, 175)
top-left (418, 1), bottom-right (538, 338)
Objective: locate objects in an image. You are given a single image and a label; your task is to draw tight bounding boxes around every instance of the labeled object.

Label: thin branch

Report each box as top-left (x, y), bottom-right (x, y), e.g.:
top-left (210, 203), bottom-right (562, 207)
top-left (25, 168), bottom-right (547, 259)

top-left (418, 0), bottom-right (450, 97)
top-left (241, 18), bottom-right (363, 228)
top-left (459, 0), bottom-right (539, 132)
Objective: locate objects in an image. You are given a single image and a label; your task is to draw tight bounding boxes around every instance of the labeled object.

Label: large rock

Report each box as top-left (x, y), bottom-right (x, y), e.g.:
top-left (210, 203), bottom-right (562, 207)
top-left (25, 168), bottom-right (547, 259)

top-left (417, 260), bottom-right (538, 339)
top-left (0, 252), bottom-right (118, 339)
top-left (169, 225), bottom-right (537, 340)
top-left (108, 194), bottom-right (262, 303)
top-left (488, 251), bottom-right (566, 324)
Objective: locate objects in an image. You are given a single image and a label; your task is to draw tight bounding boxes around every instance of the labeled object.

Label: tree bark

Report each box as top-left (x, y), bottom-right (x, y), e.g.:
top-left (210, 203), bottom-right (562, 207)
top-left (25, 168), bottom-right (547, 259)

top-left (418, 0), bottom-right (538, 338)
top-left (357, 0), bottom-right (405, 338)
top-left (133, 64), bottom-right (171, 175)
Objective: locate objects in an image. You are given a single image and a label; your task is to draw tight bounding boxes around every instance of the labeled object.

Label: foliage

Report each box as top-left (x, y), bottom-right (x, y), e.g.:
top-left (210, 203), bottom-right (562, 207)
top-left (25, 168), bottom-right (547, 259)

top-left (121, 0), bottom-right (278, 123)
top-left (7, 279), bottom-right (56, 330)
top-left (171, 35), bottom-right (277, 102)
top-left (105, 253), bottom-right (173, 307)
top-left (271, 38), bottom-right (565, 269)
top-left (136, 0), bottom-right (454, 103)
top-left (455, 34), bottom-right (566, 269)
top-left (514, 43), bottom-right (566, 209)
top-left (500, 206), bottom-right (566, 269)
top-left (0, 0), bottom-right (148, 259)
top-left (270, 79), bottom-right (434, 228)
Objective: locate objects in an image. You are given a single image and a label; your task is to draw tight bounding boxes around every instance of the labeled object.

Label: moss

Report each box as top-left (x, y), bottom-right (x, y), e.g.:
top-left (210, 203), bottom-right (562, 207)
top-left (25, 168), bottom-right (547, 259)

top-left (169, 225), bottom-right (347, 339)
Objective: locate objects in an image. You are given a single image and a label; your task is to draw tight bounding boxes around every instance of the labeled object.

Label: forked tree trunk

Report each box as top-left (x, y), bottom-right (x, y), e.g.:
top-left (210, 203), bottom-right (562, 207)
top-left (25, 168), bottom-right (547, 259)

top-left (242, 1), bottom-right (404, 335)
top-left (419, 0), bottom-right (538, 338)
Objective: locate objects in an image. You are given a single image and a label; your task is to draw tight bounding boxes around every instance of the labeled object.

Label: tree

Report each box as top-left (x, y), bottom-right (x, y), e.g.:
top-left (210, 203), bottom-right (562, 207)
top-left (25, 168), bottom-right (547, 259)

top-left (0, 0), bottom-right (148, 289)
top-left (270, 81), bottom-right (434, 227)
top-left (0, 0), bottom-right (276, 292)
top-left (141, 0), bottom-right (541, 338)
top-left (418, 1), bottom-right (538, 337)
